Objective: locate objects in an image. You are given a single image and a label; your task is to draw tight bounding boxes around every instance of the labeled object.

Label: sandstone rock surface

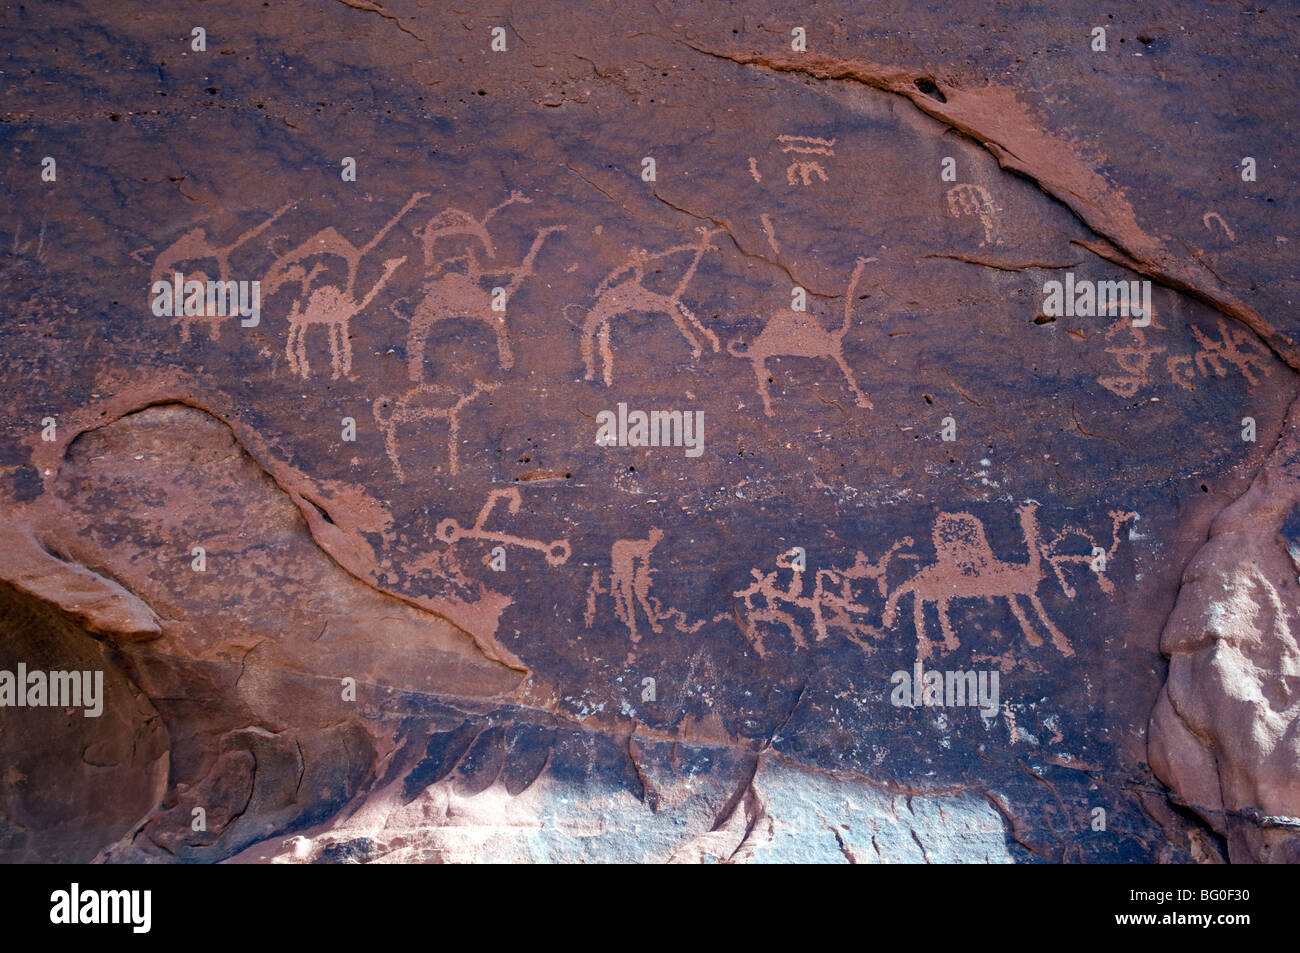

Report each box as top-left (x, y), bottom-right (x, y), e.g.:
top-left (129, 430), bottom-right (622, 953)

top-left (1, 0), bottom-right (1296, 863)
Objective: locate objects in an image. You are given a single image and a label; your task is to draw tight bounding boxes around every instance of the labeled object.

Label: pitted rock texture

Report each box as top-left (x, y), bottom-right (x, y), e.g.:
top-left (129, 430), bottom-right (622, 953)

top-left (1, 0), bottom-right (1297, 862)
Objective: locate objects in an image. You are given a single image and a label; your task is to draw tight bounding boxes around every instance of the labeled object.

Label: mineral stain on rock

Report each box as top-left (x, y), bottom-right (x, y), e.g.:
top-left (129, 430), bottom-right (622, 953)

top-left (1, 0), bottom-right (1297, 863)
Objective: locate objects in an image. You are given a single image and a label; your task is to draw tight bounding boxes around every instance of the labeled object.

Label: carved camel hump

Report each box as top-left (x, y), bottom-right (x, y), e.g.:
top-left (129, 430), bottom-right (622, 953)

top-left (931, 512), bottom-right (999, 575)
top-left (756, 311), bottom-right (839, 355)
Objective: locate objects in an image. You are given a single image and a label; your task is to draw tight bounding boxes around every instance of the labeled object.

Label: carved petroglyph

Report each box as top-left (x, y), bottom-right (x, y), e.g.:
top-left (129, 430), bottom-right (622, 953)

top-left (1099, 312), bottom-right (1271, 397)
top-left (946, 184), bottom-right (998, 246)
top-left (882, 504), bottom-right (1125, 661)
top-left (576, 227), bottom-right (721, 386)
top-left (373, 379), bottom-right (497, 482)
top-left (153, 203), bottom-right (292, 342)
top-left (264, 192), bottom-right (429, 379)
top-left (406, 221), bottom-right (564, 379)
top-left (1100, 312), bottom-right (1168, 398)
top-left (1189, 318), bottom-right (1271, 387)
top-left (435, 488), bottom-right (571, 566)
top-left (1040, 510), bottom-right (1138, 598)
top-left (1202, 211), bottom-right (1236, 242)
top-left (286, 256), bottom-right (405, 380)
top-left (779, 134), bottom-right (835, 186)
top-left (728, 256), bottom-right (875, 415)
top-left (730, 541), bottom-right (914, 657)
top-left (585, 529), bottom-right (703, 642)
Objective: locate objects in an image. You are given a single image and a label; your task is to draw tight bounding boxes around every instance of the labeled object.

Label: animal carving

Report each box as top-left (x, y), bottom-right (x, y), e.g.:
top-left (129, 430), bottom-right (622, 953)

top-left (575, 227), bottom-right (721, 386)
top-left (285, 256), bottom-right (405, 380)
top-left (406, 224), bottom-right (564, 379)
top-left (152, 203), bottom-right (293, 342)
top-left (728, 256), bottom-right (875, 416)
top-left (373, 380), bottom-right (497, 481)
top-left (263, 192), bottom-right (429, 379)
top-left (882, 503), bottom-right (1127, 661)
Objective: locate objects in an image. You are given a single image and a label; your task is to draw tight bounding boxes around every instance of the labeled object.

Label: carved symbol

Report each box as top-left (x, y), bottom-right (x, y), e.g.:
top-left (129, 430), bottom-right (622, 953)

top-left (1099, 313), bottom-right (1167, 398)
top-left (778, 134), bottom-right (835, 186)
top-left (263, 192), bottom-right (429, 379)
top-left (575, 227), bottom-right (721, 387)
top-left (435, 487), bottom-right (571, 566)
top-left (728, 256), bottom-right (875, 415)
top-left (585, 529), bottom-right (702, 642)
top-left (373, 379), bottom-right (497, 482)
top-left (747, 157), bottom-right (762, 183)
top-left (946, 184), bottom-right (998, 246)
top-left (1202, 211), bottom-right (1236, 243)
top-left (153, 203), bottom-right (293, 342)
top-left (1190, 318), bottom-right (1270, 386)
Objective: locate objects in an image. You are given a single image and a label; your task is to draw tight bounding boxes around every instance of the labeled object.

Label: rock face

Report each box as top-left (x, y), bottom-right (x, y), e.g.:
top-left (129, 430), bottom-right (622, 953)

top-left (1, 0), bottom-right (1296, 863)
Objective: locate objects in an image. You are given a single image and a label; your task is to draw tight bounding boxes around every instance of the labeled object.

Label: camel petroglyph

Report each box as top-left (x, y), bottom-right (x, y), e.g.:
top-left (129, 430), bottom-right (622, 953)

top-left (882, 503), bottom-right (1126, 661)
top-left (406, 223), bottom-right (564, 379)
top-left (575, 227), bottom-right (721, 386)
top-left (263, 192), bottom-right (429, 379)
top-left (728, 256), bottom-right (875, 416)
top-left (153, 202), bottom-right (293, 342)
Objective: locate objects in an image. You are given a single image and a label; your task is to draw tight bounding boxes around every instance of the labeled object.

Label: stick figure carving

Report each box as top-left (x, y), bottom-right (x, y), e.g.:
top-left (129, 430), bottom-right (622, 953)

top-left (575, 227), bottom-right (721, 386)
top-left (730, 540), bottom-right (914, 657)
top-left (406, 223), bottom-right (564, 379)
top-left (152, 203), bottom-right (293, 342)
top-left (585, 529), bottom-right (702, 642)
top-left (727, 256), bottom-right (875, 416)
top-left (373, 379), bottom-right (497, 482)
top-left (435, 488), bottom-right (571, 566)
top-left (946, 184), bottom-right (998, 246)
top-left (263, 192), bottom-right (429, 379)
top-left (882, 503), bottom-right (1125, 661)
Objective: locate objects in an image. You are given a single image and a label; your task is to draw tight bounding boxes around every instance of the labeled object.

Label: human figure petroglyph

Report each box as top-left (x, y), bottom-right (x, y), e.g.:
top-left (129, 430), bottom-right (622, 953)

top-left (778, 134), bottom-right (835, 186)
top-left (1191, 318), bottom-right (1271, 386)
top-left (882, 503), bottom-right (1126, 661)
top-left (406, 223), bottom-right (564, 379)
top-left (585, 529), bottom-right (703, 642)
top-left (575, 227), bottom-right (721, 387)
top-left (373, 379), bottom-right (497, 482)
top-left (946, 184), bottom-right (998, 246)
top-left (435, 487), bottom-right (571, 566)
top-left (729, 541), bottom-right (914, 657)
top-left (152, 203), bottom-right (293, 342)
top-left (727, 256), bottom-right (875, 416)
top-left (263, 192), bottom-right (429, 379)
